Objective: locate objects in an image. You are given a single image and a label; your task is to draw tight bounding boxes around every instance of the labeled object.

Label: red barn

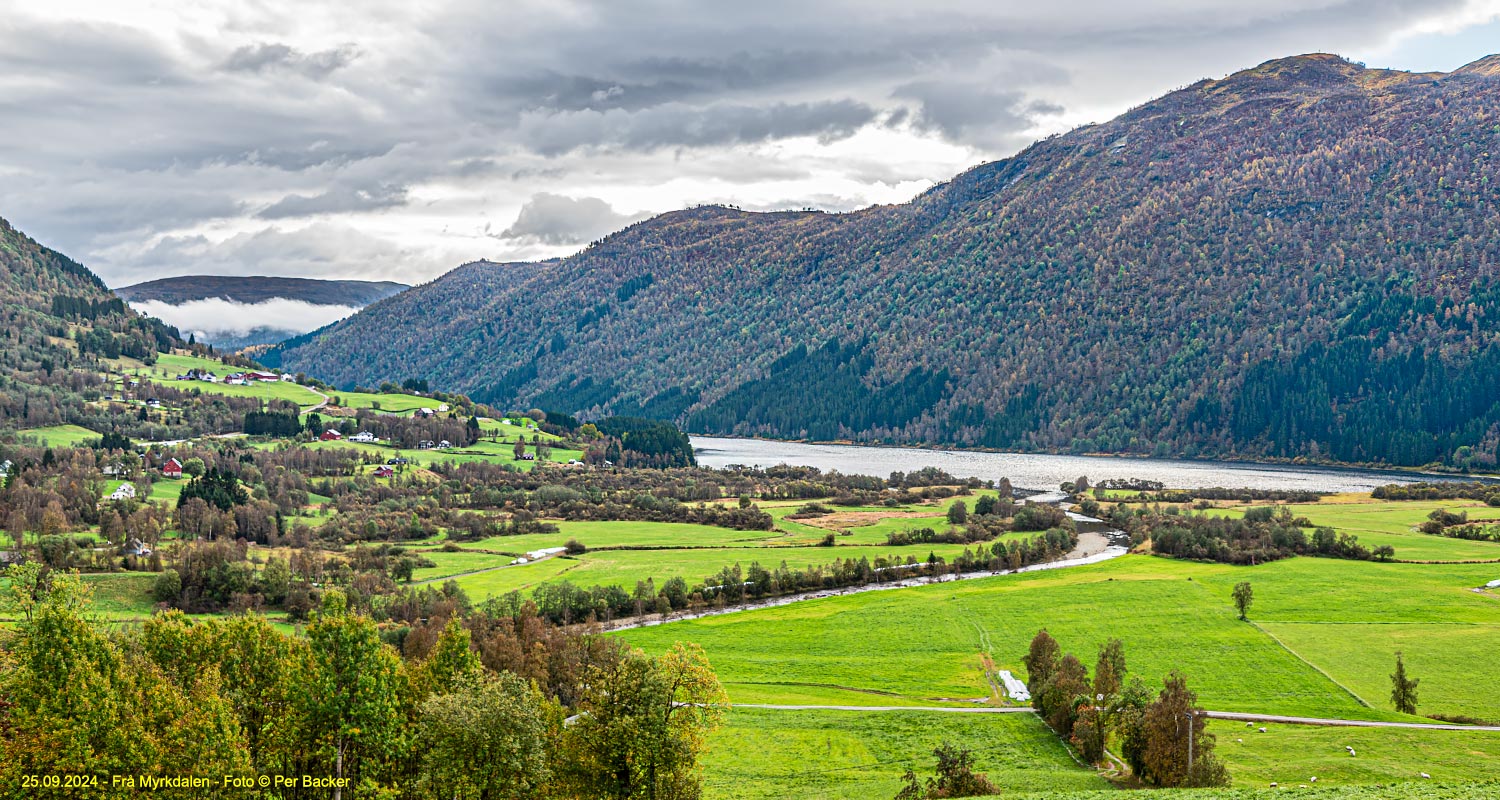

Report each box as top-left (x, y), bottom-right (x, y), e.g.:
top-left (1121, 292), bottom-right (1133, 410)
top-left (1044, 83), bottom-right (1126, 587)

top-left (373, 465), bottom-right (395, 478)
top-left (321, 430), bottom-right (343, 441)
top-left (162, 458), bottom-right (183, 479)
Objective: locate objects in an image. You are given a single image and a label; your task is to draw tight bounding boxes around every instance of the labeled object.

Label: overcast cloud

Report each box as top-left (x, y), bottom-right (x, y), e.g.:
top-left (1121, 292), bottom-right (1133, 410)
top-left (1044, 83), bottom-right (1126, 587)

top-left (0, 0), bottom-right (1496, 286)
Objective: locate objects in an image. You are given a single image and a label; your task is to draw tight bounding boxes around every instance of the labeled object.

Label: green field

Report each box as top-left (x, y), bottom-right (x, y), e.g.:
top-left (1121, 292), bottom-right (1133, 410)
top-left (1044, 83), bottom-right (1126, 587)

top-left (622, 554), bottom-right (1500, 718)
top-left (692, 708), bottom-right (1500, 799)
top-left (141, 353), bottom-right (326, 408)
top-left (1209, 497), bottom-right (1500, 562)
top-left (15, 423), bottom-right (101, 447)
top-left (291, 436), bottom-right (584, 471)
top-left (323, 391), bottom-right (439, 413)
top-left (1210, 721), bottom-right (1500, 787)
top-left (701, 708), bottom-right (1107, 799)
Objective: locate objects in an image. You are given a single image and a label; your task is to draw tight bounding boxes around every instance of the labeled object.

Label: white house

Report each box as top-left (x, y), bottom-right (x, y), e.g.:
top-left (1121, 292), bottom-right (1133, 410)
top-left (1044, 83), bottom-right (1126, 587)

top-left (109, 483), bottom-right (137, 501)
top-left (438, 403), bottom-right (450, 412)
top-left (437, 440), bottom-right (452, 449)
top-left (350, 431), bottom-right (377, 443)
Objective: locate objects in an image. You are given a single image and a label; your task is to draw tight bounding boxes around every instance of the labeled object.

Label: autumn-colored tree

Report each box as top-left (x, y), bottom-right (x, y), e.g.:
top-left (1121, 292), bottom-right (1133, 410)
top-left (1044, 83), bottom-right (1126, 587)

top-left (1022, 628), bottom-right (1061, 702)
top-left (1094, 638), bottom-right (1127, 701)
top-left (416, 617), bottom-right (483, 698)
top-left (302, 590), bottom-right (406, 800)
top-left (1039, 652), bottom-right (1091, 737)
top-left (1137, 672), bottom-right (1228, 787)
top-left (558, 642), bottom-right (727, 800)
top-left (417, 672), bottom-right (555, 800)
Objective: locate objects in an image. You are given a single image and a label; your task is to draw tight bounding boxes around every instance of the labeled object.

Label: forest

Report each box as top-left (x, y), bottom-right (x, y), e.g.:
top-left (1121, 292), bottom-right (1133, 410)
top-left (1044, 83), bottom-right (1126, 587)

top-left (270, 54), bottom-right (1500, 469)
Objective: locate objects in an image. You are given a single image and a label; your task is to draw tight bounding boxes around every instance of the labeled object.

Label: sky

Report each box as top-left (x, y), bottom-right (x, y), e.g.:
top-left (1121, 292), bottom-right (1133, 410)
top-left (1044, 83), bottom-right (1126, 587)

top-left (1, 0), bottom-right (1497, 289)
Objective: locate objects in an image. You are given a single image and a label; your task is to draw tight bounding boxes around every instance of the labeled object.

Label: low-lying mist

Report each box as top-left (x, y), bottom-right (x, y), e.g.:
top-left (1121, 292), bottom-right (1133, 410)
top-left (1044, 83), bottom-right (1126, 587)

top-left (128, 297), bottom-right (362, 343)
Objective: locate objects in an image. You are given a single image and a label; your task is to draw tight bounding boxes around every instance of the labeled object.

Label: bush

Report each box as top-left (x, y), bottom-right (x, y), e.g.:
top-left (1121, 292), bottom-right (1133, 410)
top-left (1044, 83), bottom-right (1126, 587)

top-left (153, 569), bottom-right (182, 603)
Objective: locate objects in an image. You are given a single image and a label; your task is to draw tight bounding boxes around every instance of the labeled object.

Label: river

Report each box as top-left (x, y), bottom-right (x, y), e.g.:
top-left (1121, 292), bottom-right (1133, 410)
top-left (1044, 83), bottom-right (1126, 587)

top-left (690, 436), bottom-right (1477, 493)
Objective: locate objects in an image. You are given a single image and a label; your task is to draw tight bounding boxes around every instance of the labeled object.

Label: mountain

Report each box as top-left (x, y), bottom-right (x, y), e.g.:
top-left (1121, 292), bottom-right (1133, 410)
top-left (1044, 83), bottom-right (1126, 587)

top-left (0, 215), bottom-right (177, 429)
top-left (116, 276), bottom-right (408, 350)
top-left (270, 53), bottom-right (1500, 469)
top-left (116, 275), bottom-right (408, 306)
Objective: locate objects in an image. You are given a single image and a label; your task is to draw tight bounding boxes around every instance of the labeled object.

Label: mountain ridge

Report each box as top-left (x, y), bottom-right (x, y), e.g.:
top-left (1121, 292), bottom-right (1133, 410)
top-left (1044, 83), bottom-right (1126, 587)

top-left (117, 275), bottom-right (409, 306)
top-left (272, 53), bottom-right (1500, 468)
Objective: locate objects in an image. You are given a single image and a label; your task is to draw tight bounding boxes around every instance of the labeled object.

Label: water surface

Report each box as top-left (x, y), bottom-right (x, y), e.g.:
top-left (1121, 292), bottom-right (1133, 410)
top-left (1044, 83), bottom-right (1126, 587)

top-left (691, 436), bottom-right (1471, 493)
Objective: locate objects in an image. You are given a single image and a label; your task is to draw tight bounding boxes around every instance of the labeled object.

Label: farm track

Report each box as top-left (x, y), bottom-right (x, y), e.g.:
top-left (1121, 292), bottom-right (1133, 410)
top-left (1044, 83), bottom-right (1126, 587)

top-left (733, 704), bottom-right (1500, 731)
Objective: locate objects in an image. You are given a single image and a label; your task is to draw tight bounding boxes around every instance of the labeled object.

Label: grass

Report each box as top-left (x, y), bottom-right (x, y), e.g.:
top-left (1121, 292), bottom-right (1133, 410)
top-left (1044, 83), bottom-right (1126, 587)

top-left (323, 391), bottom-right (438, 413)
top-left (1208, 498), bottom-right (1500, 562)
top-left (438, 540), bottom-right (987, 600)
top-left (700, 708), bottom-right (1107, 799)
top-left (1211, 720), bottom-right (1500, 787)
top-left (289, 437), bottom-right (584, 472)
top-left (15, 424), bottom-right (101, 447)
top-left (622, 554), bottom-right (1500, 717)
top-left (143, 353), bottom-right (326, 408)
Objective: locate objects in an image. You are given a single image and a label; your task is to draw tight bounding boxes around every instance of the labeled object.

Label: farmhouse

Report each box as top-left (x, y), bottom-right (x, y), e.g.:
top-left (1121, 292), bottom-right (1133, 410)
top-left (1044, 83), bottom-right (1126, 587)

top-left (123, 538), bottom-right (152, 557)
top-left (373, 465), bottom-right (395, 478)
top-left (418, 440), bottom-right (435, 449)
top-left (108, 483), bottom-right (136, 500)
top-left (349, 431), bottom-right (377, 443)
top-left (437, 440), bottom-right (452, 449)
top-left (320, 430), bottom-right (343, 441)
top-left (162, 458), bottom-right (183, 479)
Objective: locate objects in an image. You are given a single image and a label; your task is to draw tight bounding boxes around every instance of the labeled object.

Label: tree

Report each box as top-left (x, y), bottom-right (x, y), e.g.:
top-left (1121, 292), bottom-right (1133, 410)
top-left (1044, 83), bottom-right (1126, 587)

top-left (417, 673), bottom-right (553, 800)
top-left (946, 500), bottom-right (968, 525)
top-left (417, 617), bottom-right (482, 698)
top-left (1232, 581), bottom-right (1253, 621)
top-left (559, 642), bottom-right (727, 800)
top-left (513, 438), bottom-right (526, 459)
top-left (181, 457), bottom-right (206, 479)
top-left (1094, 638), bottom-right (1127, 700)
top-left (1138, 672), bottom-right (1228, 787)
top-left (1391, 651), bottom-right (1420, 714)
top-left (1023, 628), bottom-right (1061, 700)
top-left (1038, 652), bottom-right (1090, 737)
top-left (302, 591), bottom-right (405, 800)
top-left (893, 742), bottom-right (996, 799)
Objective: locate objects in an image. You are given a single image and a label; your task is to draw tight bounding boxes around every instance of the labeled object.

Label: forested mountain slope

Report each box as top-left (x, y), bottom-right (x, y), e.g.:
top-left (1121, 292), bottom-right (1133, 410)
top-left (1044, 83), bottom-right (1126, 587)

top-left (271, 54), bottom-right (1500, 469)
top-left (0, 215), bottom-right (177, 429)
top-left (117, 275), bottom-right (408, 306)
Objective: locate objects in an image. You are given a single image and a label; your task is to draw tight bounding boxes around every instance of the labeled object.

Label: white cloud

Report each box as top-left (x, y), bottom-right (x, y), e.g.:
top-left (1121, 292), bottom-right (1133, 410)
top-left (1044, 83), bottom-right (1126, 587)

top-left (128, 297), bottom-right (361, 338)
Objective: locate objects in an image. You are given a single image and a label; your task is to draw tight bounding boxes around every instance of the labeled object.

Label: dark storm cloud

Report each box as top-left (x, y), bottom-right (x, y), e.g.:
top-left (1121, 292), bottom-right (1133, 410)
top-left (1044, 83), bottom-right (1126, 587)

top-left (515, 99), bottom-right (879, 155)
top-left (0, 0), bottom-right (1481, 284)
top-left (892, 82), bottom-right (1065, 148)
top-left (223, 42), bottom-right (359, 77)
top-left (497, 194), bottom-right (651, 245)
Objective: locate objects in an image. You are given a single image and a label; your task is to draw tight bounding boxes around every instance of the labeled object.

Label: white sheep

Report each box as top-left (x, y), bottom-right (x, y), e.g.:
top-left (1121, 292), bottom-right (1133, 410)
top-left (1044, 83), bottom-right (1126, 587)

top-left (1310, 776), bottom-right (1318, 783)
top-left (1421, 772), bottom-right (1431, 779)
top-left (1259, 726), bottom-right (1268, 733)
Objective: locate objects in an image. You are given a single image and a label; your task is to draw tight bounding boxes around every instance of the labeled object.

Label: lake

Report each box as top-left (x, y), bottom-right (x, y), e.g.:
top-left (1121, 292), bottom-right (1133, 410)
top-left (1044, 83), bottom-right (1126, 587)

top-left (690, 436), bottom-right (1477, 493)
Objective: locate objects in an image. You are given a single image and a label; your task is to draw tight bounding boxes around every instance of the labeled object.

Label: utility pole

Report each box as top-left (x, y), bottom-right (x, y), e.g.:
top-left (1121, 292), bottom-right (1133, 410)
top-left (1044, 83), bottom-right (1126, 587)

top-left (1184, 711), bottom-right (1195, 779)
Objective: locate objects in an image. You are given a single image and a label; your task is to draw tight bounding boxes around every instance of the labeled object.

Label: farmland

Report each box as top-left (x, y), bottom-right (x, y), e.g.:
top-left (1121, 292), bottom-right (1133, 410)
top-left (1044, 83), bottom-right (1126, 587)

top-left (694, 708), bottom-right (1500, 799)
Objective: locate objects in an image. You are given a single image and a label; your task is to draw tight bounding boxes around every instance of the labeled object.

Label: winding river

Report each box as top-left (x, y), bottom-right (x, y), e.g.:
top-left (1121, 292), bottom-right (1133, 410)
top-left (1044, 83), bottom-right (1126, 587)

top-left (691, 436), bottom-right (1477, 493)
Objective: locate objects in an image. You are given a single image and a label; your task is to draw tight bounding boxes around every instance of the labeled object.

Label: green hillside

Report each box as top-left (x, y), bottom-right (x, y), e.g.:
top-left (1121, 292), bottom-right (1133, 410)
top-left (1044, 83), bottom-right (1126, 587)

top-left (273, 53), bottom-right (1500, 469)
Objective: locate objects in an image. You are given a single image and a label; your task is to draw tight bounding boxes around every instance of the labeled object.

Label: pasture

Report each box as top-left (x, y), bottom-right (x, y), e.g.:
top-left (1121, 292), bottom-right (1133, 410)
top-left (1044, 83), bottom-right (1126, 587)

top-left (14, 424), bottom-right (101, 447)
top-left (700, 707), bottom-right (1107, 799)
top-left (622, 554), bottom-right (1500, 720)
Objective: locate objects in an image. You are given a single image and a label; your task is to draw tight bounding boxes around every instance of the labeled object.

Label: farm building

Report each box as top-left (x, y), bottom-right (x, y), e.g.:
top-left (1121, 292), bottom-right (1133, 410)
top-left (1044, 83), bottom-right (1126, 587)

top-left (161, 458), bottom-right (183, 479)
top-left (320, 430), bottom-right (343, 441)
top-left (108, 483), bottom-right (137, 500)
top-left (349, 431), bottom-right (377, 443)
top-left (373, 465), bottom-right (395, 478)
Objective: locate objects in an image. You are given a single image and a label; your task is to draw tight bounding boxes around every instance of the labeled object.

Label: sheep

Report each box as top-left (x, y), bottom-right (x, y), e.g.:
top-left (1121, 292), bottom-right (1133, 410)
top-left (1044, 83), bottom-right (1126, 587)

top-left (1421, 772), bottom-right (1431, 779)
top-left (1310, 776), bottom-right (1318, 783)
top-left (1259, 726), bottom-right (1268, 733)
